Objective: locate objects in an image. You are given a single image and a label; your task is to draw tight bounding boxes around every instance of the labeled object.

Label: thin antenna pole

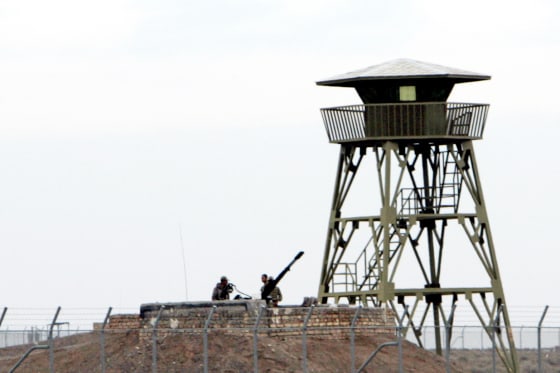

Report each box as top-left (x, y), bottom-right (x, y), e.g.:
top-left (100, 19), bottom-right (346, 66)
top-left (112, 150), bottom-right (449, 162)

top-left (179, 223), bottom-right (188, 300)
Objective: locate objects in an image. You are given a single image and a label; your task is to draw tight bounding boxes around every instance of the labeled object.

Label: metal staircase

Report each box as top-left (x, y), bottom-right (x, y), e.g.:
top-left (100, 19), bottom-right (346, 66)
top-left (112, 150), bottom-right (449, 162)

top-left (398, 150), bottom-right (463, 217)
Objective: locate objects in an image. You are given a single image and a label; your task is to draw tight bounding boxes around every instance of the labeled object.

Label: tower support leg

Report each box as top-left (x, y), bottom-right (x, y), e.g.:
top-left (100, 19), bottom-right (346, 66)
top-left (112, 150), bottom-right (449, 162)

top-left (318, 140), bottom-right (519, 372)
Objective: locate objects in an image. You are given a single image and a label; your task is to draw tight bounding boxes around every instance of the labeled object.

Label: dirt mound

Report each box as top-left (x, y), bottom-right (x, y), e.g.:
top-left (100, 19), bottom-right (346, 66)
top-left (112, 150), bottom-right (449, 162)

top-left (0, 330), bottom-right (465, 372)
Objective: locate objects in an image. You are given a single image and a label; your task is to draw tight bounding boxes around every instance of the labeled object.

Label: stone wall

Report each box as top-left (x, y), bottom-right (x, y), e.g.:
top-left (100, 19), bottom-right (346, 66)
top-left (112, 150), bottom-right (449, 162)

top-left (107, 314), bottom-right (141, 330)
top-left (107, 300), bottom-right (396, 340)
top-left (265, 305), bottom-right (394, 337)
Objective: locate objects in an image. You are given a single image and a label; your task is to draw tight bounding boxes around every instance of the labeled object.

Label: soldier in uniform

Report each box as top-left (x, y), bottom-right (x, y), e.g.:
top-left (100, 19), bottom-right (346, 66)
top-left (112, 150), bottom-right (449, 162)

top-left (212, 275), bottom-right (232, 300)
top-left (260, 274), bottom-right (282, 307)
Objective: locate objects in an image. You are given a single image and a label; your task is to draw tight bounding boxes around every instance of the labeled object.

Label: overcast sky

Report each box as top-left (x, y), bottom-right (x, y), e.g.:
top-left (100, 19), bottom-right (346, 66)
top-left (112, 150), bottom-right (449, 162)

top-left (0, 0), bottom-right (558, 323)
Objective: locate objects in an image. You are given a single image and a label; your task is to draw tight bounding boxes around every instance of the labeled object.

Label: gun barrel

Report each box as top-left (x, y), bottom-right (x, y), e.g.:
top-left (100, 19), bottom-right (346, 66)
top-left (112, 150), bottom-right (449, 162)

top-left (262, 251), bottom-right (304, 300)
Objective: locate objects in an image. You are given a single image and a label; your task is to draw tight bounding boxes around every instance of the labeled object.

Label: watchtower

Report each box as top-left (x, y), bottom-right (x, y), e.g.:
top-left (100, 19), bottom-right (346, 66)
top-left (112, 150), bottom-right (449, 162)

top-left (316, 59), bottom-right (518, 372)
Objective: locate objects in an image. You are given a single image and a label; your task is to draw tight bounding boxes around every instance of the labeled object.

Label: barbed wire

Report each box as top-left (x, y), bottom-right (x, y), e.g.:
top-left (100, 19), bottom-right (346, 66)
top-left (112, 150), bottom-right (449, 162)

top-left (1, 305), bottom-right (559, 329)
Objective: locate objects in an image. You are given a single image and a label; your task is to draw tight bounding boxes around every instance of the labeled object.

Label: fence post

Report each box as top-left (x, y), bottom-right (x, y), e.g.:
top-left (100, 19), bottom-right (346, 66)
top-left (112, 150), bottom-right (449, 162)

top-left (0, 308), bottom-right (7, 348)
top-left (100, 307), bottom-right (112, 373)
top-left (203, 306), bottom-right (216, 373)
top-left (356, 340), bottom-right (400, 372)
top-left (253, 305), bottom-right (265, 373)
top-left (48, 307), bottom-right (62, 373)
top-left (152, 306), bottom-right (165, 373)
top-left (460, 326), bottom-right (466, 349)
top-left (538, 305), bottom-right (549, 373)
top-left (444, 304), bottom-right (457, 373)
top-left (0, 307), bottom-right (7, 327)
top-left (397, 307), bottom-right (408, 373)
top-left (350, 306), bottom-right (362, 373)
top-left (302, 305), bottom-right (314, 373)
top-left (490, 305), bottom-right (503, 373)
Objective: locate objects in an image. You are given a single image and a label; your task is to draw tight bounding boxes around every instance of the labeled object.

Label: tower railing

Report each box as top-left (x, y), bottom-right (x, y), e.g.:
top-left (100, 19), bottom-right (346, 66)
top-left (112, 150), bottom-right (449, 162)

top-left (320, 102), bottom-right (489, 143)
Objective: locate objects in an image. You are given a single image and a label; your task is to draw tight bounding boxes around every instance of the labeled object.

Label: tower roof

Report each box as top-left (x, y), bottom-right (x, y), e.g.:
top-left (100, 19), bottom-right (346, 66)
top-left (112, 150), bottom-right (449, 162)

top-left (316, 58), bottom-right (490, 87)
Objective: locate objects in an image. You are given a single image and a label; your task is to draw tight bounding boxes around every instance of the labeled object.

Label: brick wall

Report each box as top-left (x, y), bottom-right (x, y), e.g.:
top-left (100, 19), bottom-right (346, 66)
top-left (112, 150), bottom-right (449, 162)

top-left (265, 305), bottom-right (395, 337)
top-left (107, 300), bottom-right (395, 340)
top-left (107, 314), bottom-right (141, 330)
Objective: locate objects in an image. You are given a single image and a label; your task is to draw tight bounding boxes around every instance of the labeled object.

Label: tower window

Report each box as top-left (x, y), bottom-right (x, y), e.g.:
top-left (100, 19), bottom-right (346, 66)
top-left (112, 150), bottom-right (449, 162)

top-left (399, 86), bottom-right (416, 101)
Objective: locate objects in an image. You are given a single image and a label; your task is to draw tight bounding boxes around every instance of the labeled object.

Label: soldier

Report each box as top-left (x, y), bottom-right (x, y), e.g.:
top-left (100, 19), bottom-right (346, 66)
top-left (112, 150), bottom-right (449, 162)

top-left (212, 275), bottom-right (232, 300)
top-left (260, 274), bottom-right (282, 307)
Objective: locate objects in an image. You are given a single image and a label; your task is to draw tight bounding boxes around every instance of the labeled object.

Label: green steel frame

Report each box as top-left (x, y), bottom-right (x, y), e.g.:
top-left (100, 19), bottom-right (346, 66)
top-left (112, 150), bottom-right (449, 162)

top-left (318, 139), bottom-right (519, 372)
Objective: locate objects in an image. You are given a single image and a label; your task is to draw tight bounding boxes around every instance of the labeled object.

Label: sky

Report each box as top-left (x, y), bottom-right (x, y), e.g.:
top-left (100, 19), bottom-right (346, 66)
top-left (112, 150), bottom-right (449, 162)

top-left (0, 0), bottom-right (558, 324)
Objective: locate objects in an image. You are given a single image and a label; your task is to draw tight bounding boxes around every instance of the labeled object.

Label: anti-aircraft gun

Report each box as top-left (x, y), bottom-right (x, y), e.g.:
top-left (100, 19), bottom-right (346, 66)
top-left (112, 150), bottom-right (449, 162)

top-left (261, 251), bottom-right (304, 300)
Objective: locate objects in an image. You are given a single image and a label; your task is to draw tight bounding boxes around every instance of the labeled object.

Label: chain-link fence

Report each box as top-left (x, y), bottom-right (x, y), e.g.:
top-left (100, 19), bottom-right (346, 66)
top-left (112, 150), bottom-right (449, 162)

top-left (0, 305), bottom-right (559, 372)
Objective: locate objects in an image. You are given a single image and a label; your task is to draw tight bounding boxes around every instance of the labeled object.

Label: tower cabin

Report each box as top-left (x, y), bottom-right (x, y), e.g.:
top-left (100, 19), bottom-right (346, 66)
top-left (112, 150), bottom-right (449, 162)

top-left (317, 59), bottom-right (490, 142)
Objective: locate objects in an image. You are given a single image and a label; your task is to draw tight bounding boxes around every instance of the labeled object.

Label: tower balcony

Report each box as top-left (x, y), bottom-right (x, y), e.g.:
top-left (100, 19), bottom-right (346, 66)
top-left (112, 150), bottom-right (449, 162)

top-left (320, 102), bottom-right (489, 143)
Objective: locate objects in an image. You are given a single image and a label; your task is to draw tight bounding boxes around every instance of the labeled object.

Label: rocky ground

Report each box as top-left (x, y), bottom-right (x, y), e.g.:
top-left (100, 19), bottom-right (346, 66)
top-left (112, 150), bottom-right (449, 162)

top-left (0, 330), bottom-right (557, 372)
top-left (0, 330), bottom-right (464, 372)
